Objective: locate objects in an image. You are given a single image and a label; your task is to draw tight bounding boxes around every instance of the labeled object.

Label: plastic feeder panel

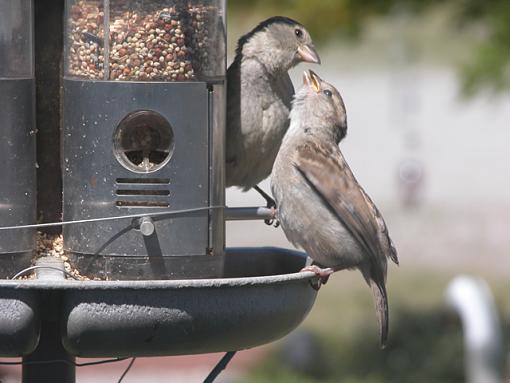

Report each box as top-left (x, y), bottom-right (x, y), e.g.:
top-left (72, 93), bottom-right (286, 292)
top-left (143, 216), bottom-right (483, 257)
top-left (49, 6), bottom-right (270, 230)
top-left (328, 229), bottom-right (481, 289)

top-left (0, 0), bottom-right (36, 278)
top-left (62, 0), bottom-right (226, 280)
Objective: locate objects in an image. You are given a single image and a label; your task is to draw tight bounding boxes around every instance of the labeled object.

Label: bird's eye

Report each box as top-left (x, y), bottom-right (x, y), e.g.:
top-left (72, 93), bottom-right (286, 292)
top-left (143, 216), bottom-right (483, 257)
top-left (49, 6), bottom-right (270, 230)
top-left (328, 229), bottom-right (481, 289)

top-left (323, 90), bottom-right (333, 97)
top-left (295, 29), bottom-right (303, 38)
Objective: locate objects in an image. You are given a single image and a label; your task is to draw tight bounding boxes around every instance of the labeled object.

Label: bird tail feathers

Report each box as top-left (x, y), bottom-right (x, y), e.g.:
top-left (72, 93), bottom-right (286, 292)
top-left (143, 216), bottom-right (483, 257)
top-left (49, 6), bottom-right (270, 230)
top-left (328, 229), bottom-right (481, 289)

top-left (389, 239), bottom-right (399, 266)
top-left (370, 279), bottom-right (389, 349)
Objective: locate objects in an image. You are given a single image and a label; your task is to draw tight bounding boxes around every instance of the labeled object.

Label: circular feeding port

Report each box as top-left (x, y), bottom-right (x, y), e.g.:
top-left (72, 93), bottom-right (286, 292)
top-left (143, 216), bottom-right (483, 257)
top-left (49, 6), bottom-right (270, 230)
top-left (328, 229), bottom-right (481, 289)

top-left (113, 110), bottom-right (174, 173)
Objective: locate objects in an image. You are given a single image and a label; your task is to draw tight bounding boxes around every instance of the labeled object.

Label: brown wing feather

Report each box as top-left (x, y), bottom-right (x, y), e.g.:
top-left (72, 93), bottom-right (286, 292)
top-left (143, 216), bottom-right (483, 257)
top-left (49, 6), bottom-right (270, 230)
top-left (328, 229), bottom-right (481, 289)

top-left (359, 188), bottom-right (399, 265)
top-left (295, 141), bottom-right (395, 347)
top-left (294, 142), bottom-right (398, 266)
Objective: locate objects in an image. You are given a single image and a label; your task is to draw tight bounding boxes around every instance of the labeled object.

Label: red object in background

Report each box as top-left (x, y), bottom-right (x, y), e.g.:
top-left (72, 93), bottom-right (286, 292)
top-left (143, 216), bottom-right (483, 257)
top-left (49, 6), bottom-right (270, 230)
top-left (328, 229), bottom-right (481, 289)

top-left (0, 348), bottom-right (266, 383)
top-left (397, 158), bottom-right (425, 209)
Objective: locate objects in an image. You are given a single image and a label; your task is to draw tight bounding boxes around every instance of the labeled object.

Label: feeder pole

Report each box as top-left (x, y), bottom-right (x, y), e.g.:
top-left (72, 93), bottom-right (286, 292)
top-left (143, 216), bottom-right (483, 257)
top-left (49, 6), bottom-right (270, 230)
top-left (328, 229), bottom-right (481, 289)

top-left (22, 319), bottom-right (76, 383)
top-left (22, 259), bottom-right (75, 383)
top-left (34, 0), bottom-right (64, 231)
top-left (21, 2), bottom-right (72, 379)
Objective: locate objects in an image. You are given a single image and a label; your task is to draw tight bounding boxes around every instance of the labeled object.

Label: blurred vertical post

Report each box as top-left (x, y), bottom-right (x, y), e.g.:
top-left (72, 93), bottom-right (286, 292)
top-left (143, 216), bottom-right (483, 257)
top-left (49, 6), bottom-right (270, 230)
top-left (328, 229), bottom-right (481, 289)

top-left (388, 5), bottom-right (425, 209)
top-left (445, 276), bottom-right (503, 383)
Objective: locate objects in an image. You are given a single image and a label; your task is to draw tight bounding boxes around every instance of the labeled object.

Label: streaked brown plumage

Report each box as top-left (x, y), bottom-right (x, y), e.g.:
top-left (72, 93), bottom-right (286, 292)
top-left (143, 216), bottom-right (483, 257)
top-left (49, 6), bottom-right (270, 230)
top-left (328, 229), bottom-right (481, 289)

top-left (271, 70), bottom-right (399, 347)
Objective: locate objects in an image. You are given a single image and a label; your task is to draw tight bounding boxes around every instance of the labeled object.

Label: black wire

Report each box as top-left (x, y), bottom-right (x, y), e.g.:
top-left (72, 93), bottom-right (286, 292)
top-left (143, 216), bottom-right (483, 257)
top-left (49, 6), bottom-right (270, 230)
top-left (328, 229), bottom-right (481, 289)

top-left (117, 357), bottom-right (136, 383)
top-left (0, 357), bottom-right (128, 367)
top-left (1, 352), bottom-right (237, 382)
top-left (0, 206), bottom-right (225, 231)
top-left (77, 358), bottom-right (129, 367)
top-left (11, 266), bottom-right (80, 281)
top-left (203, 351), bottom-right (237, 383)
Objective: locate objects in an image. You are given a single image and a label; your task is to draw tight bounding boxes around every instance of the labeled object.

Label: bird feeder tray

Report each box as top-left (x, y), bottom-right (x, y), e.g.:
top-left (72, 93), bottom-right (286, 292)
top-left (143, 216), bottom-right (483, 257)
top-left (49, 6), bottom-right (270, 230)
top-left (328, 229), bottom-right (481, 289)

top-left (0, 248), bottom-right (318, 357)
top-left (0, 289), bottom-right (39, 357)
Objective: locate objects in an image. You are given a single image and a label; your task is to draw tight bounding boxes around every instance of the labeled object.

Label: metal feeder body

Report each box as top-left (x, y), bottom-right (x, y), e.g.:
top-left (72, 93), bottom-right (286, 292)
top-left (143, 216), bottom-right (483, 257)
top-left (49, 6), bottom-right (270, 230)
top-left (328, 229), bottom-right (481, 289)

top-left (0, 0), bottom-right (36, 278)
top-left (63, 0), bottom-right (226, 280)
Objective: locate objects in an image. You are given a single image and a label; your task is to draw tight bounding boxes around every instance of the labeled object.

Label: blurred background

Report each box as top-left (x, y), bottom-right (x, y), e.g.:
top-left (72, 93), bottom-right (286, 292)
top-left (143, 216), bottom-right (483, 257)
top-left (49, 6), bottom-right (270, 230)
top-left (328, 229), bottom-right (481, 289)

top-left (2, 0), bottom-right (510, 382)
top-left (227, 1), bottom-right (510, 383)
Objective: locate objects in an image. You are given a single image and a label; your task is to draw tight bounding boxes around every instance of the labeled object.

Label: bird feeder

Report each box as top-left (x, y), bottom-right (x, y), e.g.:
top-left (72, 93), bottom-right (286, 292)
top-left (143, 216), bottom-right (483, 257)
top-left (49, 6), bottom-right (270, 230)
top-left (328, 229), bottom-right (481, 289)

top-left (0, 0), bottom-right (36, 278)
top-left (63, 0), bottom-right (226, 280)
top-left (0, 2), bottom-right (319, 382)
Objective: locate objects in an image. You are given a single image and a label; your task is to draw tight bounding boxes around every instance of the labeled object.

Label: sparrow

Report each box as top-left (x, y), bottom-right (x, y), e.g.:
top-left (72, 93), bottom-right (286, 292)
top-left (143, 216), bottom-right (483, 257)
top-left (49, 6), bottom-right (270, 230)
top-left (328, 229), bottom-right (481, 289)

top-left (226, 16), bottom-right (320, 224)
top-left (271, 70), bottom-right (399, 347)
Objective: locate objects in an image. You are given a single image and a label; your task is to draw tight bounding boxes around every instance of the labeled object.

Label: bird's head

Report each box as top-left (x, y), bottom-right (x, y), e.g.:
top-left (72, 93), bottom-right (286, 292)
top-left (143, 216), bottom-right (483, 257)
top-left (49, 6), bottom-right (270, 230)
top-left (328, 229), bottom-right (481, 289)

top-left (236, 16), bottom-right (320, 73)
top-left (291, 70), bottom-right (348, 144)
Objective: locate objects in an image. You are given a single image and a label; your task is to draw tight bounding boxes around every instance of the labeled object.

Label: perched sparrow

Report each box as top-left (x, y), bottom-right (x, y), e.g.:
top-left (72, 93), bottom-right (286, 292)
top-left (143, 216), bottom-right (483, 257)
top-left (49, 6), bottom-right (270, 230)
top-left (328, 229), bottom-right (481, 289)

top-left (226, 16), bottom-right (320, 223)
top-left (271, 70), bottom-right (399, 347)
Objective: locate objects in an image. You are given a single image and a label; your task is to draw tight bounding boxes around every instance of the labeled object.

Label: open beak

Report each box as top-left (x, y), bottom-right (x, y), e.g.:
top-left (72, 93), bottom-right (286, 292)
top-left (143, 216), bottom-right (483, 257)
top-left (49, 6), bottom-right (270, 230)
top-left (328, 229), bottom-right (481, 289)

top-left (297, 44), bottom-right (321, 64)
top-left (303, 70), bottom-right (322, 93)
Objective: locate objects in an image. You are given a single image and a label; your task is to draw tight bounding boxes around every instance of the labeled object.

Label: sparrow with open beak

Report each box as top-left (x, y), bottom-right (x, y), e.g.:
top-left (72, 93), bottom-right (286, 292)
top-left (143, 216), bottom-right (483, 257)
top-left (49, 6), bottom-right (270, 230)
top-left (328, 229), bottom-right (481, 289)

top-left (271, 70), bottom-right (399, 347)
top-left (226, 17), bottom-right (320, 225)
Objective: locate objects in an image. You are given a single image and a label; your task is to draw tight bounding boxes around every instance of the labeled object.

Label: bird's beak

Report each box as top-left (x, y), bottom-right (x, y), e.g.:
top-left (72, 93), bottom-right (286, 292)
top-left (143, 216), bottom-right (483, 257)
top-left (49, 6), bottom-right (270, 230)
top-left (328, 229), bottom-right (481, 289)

top-left (303, 70), bottom-right (321, 93)
top-left (297, 44), bottom-right (321, 64)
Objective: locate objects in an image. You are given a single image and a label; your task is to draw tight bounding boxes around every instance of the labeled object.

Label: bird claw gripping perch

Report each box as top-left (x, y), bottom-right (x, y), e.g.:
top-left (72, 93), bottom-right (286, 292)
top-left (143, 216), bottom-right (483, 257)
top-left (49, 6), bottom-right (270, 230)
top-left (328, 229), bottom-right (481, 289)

top-left (269, 206), bottom-right (281, 228)
top-left (301, 266), bottom-right (334, 291)
top-left (263, 196), bottom-right (277, 227)
top-left (253, 185), bottom-right (280, 227)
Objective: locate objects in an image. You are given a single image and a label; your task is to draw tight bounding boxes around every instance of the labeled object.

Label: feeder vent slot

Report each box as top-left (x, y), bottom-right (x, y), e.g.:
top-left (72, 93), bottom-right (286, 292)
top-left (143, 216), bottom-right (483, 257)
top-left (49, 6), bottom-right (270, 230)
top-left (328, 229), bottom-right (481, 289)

top-left (116, 178), bottom-right (170, 184)
top-left (116, 201), bottom-right (170, 208)
top-left (115, 179), bottom-right (171, 209)
top-left (116, 189), bottom-right (170, 196)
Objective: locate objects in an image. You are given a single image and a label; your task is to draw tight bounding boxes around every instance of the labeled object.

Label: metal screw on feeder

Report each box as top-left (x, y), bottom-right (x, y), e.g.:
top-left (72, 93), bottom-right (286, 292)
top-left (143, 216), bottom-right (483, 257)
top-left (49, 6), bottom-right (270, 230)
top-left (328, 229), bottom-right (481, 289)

top-left (138, 217), bottom-right (156, 237)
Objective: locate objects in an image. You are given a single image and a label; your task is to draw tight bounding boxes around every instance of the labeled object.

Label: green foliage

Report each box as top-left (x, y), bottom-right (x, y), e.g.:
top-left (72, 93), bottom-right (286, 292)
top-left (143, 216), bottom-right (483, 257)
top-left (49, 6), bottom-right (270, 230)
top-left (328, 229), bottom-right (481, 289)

top-left (458, 0), bottom-right (510, 96)
top-left (240, 269), bottom-right (510, 383)
top-left (229, 0), bottom-right (441, 41)
top-left (229, 0), bottom-right (510, 96)
top-left (243, 306), bottom-right (467, 383)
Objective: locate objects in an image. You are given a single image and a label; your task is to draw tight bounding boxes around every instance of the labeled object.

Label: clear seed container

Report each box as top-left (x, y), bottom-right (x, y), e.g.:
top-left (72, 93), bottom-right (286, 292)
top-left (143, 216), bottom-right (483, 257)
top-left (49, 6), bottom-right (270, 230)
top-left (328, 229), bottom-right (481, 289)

top-left (0, 0), bottom-right (33, 78)
top-left (0, 0), bottom-right (35, 278)
top-left (63, 0), bottom-right (227, 280)
top-left (65, 0), bottom-right (225, 81)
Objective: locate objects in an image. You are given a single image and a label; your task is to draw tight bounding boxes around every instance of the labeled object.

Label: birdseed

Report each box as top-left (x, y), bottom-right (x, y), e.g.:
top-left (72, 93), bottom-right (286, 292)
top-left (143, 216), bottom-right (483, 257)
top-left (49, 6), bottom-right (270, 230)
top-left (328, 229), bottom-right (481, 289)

top-left (67, 0), bottom-right (220, 81)
top-left (34, 232), bottom-right (94, 281)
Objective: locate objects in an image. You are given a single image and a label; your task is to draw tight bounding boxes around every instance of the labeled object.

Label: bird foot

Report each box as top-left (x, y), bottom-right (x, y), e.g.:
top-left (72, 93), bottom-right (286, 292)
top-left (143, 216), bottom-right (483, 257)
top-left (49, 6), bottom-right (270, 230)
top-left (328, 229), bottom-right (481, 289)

top-left (266, 206), bottom-right (280, 228)
top-left (253, 185), bottom-right (280, 227)
top-left (301, 266), bottom-right (334, 290)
